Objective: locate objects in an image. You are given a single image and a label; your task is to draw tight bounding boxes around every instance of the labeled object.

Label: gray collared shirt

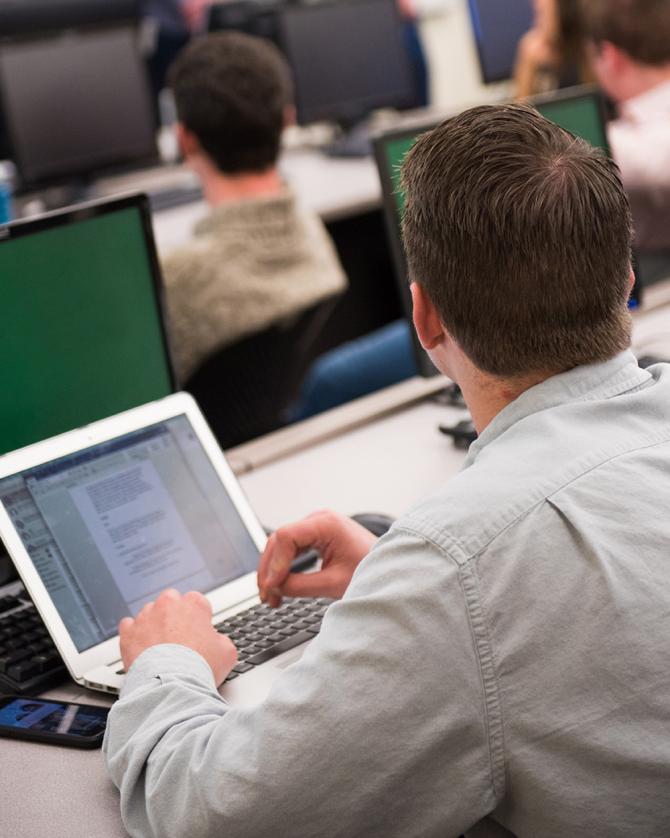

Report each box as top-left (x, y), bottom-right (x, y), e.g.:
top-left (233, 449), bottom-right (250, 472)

top-left (104, 350), bottom-right (670, 837)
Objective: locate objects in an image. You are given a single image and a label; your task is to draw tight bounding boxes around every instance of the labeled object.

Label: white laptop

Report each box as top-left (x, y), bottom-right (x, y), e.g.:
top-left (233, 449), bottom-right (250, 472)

top-left (0, 393), bottom-right (320, 705)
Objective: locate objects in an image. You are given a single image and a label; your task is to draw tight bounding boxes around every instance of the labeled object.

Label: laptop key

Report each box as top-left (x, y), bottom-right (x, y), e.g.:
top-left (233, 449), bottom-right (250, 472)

top-left (0, 596), bottom-right (20, 614)
top-left (304, 615), bottom-right (321, 625)
top-left (232, 662), bottom-right (254, 674)
top-left (267, 632), bottom-right (285, 643)
top-left (0, 649), bottom-right (31, 672)
top-left (7, 660), bottom-right (40, 682)
top-left (247, 631), bottom-right (313, 666)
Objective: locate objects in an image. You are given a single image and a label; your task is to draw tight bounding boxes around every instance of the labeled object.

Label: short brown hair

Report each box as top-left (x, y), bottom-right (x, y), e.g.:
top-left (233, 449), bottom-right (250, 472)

top-left (579, 0), bottom-right (670, 66)
top-left (401, 104), bottom-right (633, 378)
top-left (169, 32), bottom-right (293, 174)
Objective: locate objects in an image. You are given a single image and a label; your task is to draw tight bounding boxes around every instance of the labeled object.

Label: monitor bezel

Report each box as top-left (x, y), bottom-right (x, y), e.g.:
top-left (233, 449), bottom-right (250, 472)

top-left (277, 0), bottom-right (418, 128)
top-left (0, 0), bottom-right (140, 38)
top-left (373, 116), bottom-right (443, 378)
top-left (0, 22), bottom-right (160, 192)
top-left (0, 191), bottom-right (177, 394)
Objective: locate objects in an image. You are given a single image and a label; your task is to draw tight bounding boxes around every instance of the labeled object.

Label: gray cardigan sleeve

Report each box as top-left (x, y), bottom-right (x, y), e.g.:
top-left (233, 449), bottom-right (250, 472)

top-left (103, 529), bottom-right (502, 838)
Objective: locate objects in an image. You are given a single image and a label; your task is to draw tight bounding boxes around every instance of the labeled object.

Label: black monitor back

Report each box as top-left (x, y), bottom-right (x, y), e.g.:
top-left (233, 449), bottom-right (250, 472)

top-left (0, 24), bottom-right (158, 189)
top-left (277, 0), bottom-right (417, 127)
top-left (467, 0), bottom-right (533, 84)
top-left (0, 0), bottom-right (139, 36)
top-left (207, 1), bottom-right (281, 45)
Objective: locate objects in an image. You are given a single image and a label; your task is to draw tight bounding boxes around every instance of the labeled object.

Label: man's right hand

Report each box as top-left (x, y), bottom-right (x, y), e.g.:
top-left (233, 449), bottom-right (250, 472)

top-left (257, 511), bottom-right (378, 607)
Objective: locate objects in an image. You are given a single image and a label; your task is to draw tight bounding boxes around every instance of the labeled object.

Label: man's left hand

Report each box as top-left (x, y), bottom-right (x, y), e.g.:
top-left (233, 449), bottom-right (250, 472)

top-left (119, 589), bottom-right (238, 686)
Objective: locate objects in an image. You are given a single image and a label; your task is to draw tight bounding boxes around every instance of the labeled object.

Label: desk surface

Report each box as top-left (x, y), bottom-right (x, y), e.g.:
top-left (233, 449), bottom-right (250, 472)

top-left (6, 292), bottom-right (670, 837)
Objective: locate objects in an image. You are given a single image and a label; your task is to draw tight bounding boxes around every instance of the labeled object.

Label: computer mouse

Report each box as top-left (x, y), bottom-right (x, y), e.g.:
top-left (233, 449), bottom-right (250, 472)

top-left (351, 512), bottom-right (395, 538)
top-left (637, 354), bottom-right (670, 369)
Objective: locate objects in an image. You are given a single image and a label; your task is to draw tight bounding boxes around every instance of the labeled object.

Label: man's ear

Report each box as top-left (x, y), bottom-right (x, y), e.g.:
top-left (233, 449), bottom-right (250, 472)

top-left (176, 122), bottom-right (201, 160)
top-left (411, 282), bottom-right (445, 351)
top-left (283, 104), bottom-right (297, 129)
top-left (597, 40), bottom-right (629, 78)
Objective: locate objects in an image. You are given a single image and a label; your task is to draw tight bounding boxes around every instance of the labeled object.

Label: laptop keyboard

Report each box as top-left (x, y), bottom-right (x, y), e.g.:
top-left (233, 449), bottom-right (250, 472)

top-left (216, 597), bottom-right (332, 682)
top-left (0, 588), bottom-right (67, 695)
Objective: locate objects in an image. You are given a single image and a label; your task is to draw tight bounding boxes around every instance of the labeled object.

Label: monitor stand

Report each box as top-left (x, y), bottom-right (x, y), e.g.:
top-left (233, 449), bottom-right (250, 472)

top-left (324, 120), bottom-right (373, 158)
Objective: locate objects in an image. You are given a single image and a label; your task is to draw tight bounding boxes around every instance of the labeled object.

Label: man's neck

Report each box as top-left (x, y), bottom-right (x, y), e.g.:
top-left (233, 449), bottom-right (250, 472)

top-left (196, 165), bottom-right (284, 208)
top-left (453, 359), bottom-right (558, 434)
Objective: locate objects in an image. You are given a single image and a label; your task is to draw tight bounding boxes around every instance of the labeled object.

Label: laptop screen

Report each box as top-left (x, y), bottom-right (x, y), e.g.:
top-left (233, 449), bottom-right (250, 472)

top-left (0, 196), bottom-right (174, 456)
top-left (0, 415), bottom-right (260, 653)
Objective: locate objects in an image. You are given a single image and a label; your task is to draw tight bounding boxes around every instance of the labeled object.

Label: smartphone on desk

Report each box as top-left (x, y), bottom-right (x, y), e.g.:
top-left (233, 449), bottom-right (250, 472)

top-left (0, 695), bottom-right (109, 748)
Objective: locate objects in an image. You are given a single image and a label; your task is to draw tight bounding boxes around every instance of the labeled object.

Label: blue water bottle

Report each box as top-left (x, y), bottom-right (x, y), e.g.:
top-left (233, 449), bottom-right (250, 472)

top-left (0, 162), bottom-right (15, 224)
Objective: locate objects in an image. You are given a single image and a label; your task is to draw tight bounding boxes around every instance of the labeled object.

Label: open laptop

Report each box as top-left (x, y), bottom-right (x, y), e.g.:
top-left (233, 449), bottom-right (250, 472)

top-left (0, 393), bottom-right (323, 705)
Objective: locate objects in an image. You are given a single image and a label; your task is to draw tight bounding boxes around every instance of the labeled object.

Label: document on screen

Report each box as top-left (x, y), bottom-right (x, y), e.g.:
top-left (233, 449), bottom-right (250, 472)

top-left (68, 460), bottom-right (211, 612)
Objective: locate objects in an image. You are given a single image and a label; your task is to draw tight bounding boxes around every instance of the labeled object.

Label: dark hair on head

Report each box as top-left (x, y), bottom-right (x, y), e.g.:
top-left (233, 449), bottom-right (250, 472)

top-left (401, 104), bottom-right (633, 378)
top-left (579, 0), bottom-right (670, 66)
top-left (169, 31), bottom-right (293, 174)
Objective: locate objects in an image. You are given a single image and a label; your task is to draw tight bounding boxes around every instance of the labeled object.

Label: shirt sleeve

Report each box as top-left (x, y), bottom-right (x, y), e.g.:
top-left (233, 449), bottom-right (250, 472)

top-left (103, 528), bottom-right (503, 838)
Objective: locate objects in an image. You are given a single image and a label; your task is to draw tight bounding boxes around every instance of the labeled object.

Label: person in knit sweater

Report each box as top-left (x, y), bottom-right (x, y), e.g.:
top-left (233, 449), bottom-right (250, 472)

top-left (163, 32), bottom-right (347, 382)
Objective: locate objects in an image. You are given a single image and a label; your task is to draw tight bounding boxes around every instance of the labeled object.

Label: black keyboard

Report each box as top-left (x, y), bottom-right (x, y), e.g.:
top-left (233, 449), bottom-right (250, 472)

top-left (148, 184), bottom-right (204, 212)
top-left (216, 597), bottom-right (332, 682)
top-left (0, 588), bottom-right (67, 695)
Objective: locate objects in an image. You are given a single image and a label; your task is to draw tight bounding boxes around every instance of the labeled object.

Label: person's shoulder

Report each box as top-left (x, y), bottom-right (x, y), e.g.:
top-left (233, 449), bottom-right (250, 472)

top-left (161, 225), bottom-right (224, 288)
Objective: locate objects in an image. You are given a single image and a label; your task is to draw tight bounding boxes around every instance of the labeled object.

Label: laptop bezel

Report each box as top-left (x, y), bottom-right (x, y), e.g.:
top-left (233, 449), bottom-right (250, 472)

top-left (0, 392), bottom-right (268, 684)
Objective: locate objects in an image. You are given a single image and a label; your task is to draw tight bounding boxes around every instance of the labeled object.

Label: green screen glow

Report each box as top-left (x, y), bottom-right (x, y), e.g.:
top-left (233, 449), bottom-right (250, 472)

top-left (0, 207), bottom-right (172, 454)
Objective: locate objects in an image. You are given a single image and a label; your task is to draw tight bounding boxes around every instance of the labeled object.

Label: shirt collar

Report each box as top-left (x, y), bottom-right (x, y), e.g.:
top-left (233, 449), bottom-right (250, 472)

top-left (194, 187), bottom-right (294, 237)
top-left (620, 78), bottom-right (670, 123)
top-left (464, 350), bottom-right (651, 467)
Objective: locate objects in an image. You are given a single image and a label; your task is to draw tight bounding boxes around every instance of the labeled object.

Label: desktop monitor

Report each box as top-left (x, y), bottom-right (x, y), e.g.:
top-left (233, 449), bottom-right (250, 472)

top-left (207, 1), bottom-right (281, 46)
top-left (0, 193), bottom-right (175, 456)
top-left (373, 119), bottom-right (441, 377)
top-left (467, 0), bottom-right (534, 84)
top-left (0, 25), bottom-right (158, 189)
top-left (277, 0), bottom-right (417, 127)
top-left (0, 0), bottom-right (139, 37)
top-left (374, 89), bottom-right (641, 377)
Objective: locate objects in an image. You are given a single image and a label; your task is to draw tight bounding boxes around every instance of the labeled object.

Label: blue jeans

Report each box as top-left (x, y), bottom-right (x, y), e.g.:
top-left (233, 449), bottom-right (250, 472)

top-left (290, 320), bottom-right (417, 421)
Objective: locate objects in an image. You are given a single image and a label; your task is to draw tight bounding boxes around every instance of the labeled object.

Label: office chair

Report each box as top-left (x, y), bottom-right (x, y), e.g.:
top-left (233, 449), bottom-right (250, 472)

top-left (184, 296), bottom-right (340, 450)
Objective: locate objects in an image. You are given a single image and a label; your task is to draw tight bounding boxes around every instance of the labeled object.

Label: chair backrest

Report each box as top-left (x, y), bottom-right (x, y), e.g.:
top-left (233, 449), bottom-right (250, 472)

top-left (184, 297), bottom-right (339, 449)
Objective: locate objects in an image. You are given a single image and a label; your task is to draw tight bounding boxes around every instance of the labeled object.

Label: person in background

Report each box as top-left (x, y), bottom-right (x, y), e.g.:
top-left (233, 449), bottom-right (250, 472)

top-left (580, 0), bottom-right (670, 262)
top-left (162, 32), bottom-right (347, 383)
top-left (514, 0), bottom-right (591, 98)
top-left (140, 0), bottom-right (192, 97)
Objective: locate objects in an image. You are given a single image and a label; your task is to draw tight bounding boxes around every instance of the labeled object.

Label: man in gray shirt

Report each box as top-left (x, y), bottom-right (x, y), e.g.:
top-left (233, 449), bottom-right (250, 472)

top-left (104, 105), bottom-right (670, 836)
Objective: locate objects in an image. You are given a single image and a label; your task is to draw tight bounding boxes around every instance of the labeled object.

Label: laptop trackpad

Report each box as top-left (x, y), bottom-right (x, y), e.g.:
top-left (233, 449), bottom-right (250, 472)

top-left (219, 644), bottom-right (308, 707)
